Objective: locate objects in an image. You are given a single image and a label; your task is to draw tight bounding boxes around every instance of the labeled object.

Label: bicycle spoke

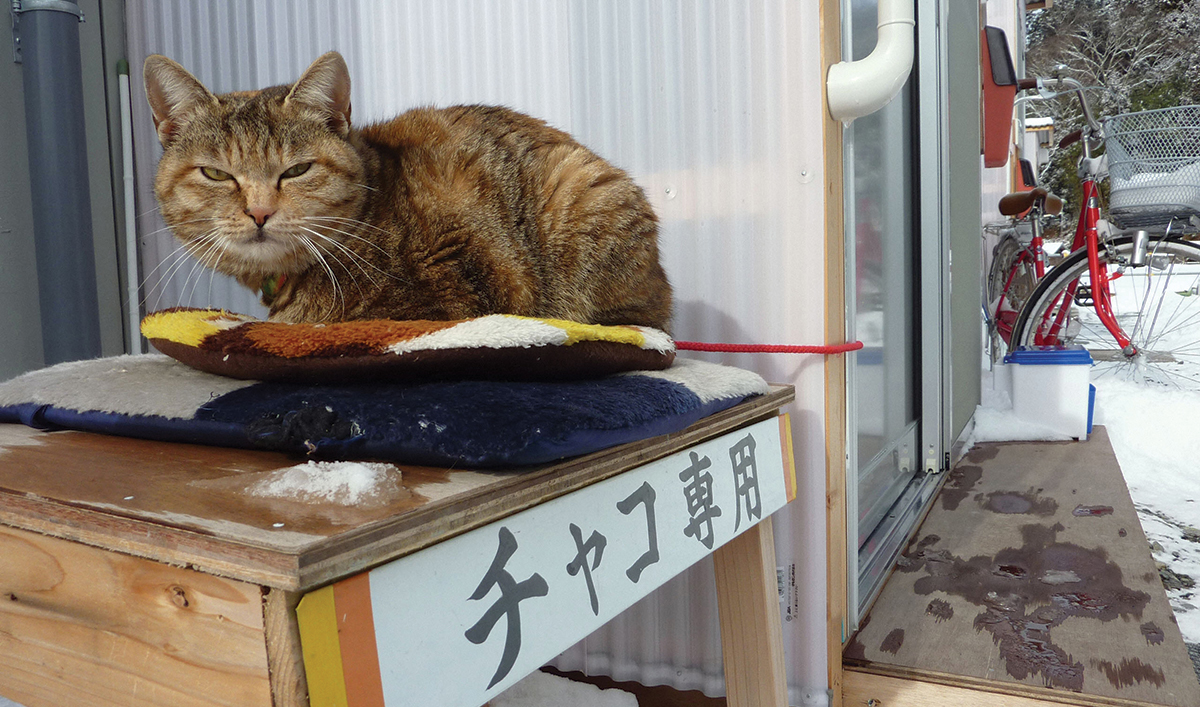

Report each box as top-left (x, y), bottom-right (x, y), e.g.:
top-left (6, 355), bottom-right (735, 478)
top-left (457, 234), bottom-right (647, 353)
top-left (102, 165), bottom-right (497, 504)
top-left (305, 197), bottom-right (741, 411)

top-left (1143, 280), bottom-right (1200, 351)
top-left (1012, 237), bottom-right (1200, 390)
top-left (1134, 259), bottom-right (1175, 348)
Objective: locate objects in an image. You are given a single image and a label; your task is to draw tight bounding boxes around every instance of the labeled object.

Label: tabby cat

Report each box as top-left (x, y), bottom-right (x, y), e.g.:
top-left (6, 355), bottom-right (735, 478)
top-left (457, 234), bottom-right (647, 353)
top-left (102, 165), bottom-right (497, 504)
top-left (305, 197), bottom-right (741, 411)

top-left (144, 51), bottom-right (672, 329)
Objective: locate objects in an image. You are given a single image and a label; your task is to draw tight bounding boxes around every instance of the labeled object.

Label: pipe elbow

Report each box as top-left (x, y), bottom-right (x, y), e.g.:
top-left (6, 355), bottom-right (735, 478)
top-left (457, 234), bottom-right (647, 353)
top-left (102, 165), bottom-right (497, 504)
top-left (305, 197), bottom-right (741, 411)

top-left (826, 0), bottom-right (915, 123)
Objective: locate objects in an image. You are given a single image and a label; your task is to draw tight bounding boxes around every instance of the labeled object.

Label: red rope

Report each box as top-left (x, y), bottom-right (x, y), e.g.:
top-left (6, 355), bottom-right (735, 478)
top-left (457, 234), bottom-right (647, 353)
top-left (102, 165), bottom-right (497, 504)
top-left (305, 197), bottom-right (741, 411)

top-left (674, 340), bottom-right (865, 354)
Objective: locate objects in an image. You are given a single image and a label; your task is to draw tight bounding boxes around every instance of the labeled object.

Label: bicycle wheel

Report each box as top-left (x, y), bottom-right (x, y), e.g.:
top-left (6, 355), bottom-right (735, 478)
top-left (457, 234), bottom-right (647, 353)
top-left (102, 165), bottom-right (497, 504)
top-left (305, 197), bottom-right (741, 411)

top-left (1010, 236), bottom-right (1200, 387)
top-left (988, 233), bottom-right (1038, 344)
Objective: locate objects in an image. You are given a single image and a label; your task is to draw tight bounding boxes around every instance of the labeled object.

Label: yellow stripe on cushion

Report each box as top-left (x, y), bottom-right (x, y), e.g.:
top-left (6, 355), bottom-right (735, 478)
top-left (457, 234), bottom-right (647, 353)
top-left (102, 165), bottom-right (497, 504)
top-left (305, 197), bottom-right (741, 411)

top-left (140, 309), bottom-right (258, 347)
top-left (296, 585), bottom-right (351, 707)
top-left (532, 317), bottom-right (647, 347)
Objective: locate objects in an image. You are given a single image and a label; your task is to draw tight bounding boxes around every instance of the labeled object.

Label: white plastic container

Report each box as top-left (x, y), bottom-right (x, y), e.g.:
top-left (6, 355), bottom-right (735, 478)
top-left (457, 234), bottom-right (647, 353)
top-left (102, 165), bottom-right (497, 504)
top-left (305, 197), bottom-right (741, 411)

top-left (1003, 345), bottom-right (1095, 439)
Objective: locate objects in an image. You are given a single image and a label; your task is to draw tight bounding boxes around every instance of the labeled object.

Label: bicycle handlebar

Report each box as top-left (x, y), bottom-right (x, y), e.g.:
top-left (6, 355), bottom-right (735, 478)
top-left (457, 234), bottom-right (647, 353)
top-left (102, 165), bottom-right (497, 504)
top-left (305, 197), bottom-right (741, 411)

top-left (1017, 75), bottom-right (1103, 139)
top-left (1058, 128), bottom-right (1082, 149)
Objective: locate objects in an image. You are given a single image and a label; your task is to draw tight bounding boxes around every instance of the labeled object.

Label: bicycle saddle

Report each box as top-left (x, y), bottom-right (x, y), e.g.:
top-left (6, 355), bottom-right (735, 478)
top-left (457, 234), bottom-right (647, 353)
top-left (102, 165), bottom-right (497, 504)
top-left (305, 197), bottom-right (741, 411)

top-left (999, 187), bottom-right (1063, 217)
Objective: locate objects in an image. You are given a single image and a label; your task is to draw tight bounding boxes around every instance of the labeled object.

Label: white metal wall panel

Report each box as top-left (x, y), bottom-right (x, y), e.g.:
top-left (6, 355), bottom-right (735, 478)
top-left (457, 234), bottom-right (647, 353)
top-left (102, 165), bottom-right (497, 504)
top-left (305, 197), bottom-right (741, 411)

top-left (548, 4), bottom-right (829, 700)
top-left (126, 1), bottom-right (829, 698)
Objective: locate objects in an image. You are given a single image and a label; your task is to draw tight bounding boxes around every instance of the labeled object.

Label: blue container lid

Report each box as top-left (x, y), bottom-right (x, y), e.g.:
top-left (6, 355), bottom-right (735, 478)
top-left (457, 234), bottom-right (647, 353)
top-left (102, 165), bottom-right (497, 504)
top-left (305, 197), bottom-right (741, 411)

top-left (1003, 345), bottom-right (1094, 365)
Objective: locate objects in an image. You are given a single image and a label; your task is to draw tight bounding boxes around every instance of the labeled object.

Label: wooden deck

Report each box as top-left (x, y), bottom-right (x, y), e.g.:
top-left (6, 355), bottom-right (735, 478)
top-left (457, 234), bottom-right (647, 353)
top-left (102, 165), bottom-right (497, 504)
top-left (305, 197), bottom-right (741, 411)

top-left (845, 427), bottom-right (1200, 707)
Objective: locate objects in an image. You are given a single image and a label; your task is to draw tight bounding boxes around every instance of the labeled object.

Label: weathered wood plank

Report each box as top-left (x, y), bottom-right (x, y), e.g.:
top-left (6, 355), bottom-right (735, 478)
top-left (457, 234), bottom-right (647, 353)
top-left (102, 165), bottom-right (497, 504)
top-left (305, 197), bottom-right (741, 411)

top-left (714, 517), bottom-right (789, 707)
top-left (820, 0), bottom-right (848, 701)
top-left (845, 670), bottom-right (1092, 707)
top-left (820, 0), bottom-right (849, 696)
top-left (847, 664), bottom-right (1185, 707)
top-left (263, 588), bottom-right (308, 707)
top-left (846, 428), bottom-right (1200, 707)
top-left (0, 524), bottom-right (271, 707)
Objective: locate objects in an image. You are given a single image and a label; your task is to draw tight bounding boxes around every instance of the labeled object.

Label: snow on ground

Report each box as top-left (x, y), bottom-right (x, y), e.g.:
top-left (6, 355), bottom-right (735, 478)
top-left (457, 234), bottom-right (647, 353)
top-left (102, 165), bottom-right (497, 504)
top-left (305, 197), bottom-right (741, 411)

top-left (1094, 377), bottom-right (1200, 643)
top-left (976, 362), bottom-right (1200, 643)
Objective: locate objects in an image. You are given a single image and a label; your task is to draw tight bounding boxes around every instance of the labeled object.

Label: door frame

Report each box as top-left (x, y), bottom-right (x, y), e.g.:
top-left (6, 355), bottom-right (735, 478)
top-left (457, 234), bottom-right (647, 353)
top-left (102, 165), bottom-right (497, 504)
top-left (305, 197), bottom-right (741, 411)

top-left (824, 0), bottom-right (956, 702)
top-left (841, 0), bottom-right (950, 627)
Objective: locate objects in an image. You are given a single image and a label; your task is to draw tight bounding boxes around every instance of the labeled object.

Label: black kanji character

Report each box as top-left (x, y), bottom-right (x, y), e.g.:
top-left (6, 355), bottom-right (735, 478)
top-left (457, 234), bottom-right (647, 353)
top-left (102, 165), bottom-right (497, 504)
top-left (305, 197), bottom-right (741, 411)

top-left (729, 433), bottom-right (762, 530)
top-left (464, 526), bottom-right (549, 689)
top-left (566, 523), bottom-right (607, 615)
top-left (679, 451), bottom-right (722, 549)
top-left (616, 481), bottom-right (659, 582)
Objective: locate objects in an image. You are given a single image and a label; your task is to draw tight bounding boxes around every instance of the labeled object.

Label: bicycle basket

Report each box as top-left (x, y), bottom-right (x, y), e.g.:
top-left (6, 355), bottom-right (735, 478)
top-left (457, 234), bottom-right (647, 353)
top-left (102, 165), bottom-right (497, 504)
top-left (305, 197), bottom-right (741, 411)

top-left (1103, 105), bottom-right (1200, 229)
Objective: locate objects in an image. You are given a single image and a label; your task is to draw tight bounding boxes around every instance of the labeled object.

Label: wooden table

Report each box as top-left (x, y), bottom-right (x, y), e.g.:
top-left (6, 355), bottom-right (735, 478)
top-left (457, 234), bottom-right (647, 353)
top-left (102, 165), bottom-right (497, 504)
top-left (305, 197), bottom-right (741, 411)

top-left (0, 386), bottom-right (794, 707)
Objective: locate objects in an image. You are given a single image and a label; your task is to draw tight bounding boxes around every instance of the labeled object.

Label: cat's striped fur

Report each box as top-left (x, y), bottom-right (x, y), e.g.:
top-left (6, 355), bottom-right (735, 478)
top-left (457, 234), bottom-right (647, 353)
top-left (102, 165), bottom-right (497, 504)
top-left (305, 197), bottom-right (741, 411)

top-left (144, 52), bottom-right (672, 329)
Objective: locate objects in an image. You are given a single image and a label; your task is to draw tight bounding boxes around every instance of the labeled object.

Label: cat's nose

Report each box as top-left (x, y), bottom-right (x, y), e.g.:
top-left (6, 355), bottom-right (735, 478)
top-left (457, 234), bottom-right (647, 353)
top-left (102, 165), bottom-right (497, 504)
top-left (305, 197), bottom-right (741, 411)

top-left (245, 205), bottom-right (276, 227)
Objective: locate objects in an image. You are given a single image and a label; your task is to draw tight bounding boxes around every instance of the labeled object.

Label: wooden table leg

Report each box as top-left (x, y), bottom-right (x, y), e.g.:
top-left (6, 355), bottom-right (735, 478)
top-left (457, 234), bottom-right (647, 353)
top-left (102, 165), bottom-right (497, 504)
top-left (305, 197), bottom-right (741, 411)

top-left (713, 516), bottom-right (789, 707)
top-left (263, 588), bottom-right (310, 707)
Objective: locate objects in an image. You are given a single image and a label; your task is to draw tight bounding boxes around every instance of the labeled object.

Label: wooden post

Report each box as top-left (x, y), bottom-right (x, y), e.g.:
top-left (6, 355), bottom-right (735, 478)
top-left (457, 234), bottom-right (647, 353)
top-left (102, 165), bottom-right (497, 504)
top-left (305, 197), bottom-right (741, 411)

top-left (820, 0), bottom-right (849, 704)
top-left (263, 588), bottom-right (309, 707)
top-left (713, 517), bottom-right (789, 707)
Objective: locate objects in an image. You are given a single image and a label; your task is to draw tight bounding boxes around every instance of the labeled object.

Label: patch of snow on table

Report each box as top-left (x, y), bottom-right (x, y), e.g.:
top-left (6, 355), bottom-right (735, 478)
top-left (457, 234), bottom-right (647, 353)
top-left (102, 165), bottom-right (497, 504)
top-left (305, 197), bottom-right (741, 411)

top-left (250, 460), bottom-right (403, 507)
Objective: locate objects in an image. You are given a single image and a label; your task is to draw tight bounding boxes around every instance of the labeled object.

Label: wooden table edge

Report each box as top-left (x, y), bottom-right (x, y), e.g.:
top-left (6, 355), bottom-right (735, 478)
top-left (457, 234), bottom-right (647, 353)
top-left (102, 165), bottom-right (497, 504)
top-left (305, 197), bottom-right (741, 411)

top-left (0, 386), bottom-right (795, 592)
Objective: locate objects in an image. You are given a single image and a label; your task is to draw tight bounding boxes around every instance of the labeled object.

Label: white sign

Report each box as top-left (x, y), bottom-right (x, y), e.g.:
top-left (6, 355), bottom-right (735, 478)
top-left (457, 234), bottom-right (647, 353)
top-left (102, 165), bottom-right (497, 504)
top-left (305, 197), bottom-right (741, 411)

top-left (298, 415), bottom-right (794, 707)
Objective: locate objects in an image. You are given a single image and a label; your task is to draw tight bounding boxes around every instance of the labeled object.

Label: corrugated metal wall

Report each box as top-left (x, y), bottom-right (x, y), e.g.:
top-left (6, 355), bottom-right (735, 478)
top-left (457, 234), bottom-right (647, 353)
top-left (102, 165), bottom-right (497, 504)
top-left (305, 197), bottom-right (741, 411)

top-left (126, 1), bottom-right (829, 699)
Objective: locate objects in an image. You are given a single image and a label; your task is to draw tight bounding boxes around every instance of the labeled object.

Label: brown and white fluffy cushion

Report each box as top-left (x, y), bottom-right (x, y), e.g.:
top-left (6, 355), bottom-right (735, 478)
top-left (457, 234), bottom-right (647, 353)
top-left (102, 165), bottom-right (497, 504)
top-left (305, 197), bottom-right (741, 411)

top-left (141, 308), bottom-right (676, 382)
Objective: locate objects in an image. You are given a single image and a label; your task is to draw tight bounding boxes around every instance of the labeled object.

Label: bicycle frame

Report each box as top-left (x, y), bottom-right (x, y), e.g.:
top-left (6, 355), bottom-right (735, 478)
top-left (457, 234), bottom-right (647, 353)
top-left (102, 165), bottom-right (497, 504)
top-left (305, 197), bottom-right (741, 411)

top-left (1020, 77), bottom-right (1135, 354)
top-left (991, 217), bottom-right (1046, 344)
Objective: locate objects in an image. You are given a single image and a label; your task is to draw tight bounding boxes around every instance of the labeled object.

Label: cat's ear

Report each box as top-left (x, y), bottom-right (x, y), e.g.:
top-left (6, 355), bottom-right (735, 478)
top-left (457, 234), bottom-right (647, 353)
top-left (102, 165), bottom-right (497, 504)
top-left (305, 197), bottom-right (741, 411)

top-left (286, 52), bottom-right (352, 137)
top-left (143, 55), bottom-right (218, 147)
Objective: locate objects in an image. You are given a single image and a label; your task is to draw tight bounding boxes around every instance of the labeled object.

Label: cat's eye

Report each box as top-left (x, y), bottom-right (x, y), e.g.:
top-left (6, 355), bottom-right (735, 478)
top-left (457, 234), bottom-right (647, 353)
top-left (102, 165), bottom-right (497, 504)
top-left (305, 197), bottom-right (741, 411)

top-left (200, 167), bottom-right (233, 181)
top-left (281, 162), bottom-right (313, 179)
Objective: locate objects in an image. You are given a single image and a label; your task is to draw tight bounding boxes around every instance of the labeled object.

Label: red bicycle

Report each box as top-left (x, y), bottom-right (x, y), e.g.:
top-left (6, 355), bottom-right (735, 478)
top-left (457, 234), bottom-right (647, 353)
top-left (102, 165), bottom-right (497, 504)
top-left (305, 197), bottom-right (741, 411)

top-left (991, 74), bottom-right (1200, 386)
top-left (984, 159), bottom-right (1064, 351)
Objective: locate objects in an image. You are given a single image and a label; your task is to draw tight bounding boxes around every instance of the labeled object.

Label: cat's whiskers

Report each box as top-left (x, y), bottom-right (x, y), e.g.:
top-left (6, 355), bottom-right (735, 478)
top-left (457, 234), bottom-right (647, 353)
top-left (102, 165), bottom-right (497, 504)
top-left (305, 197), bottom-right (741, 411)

top-left (151, 243), bottom-right (208, 312)
top-left (206, 237), bottom-right (235, 305)
top-left (180, 233), bottom-right (227, 307)
top-left (139, 238), bottom-right (203, 294)
top-left (351, 182), bottom-right (378, 192)
top-left (294, 232), bottom-right (347, 321)
top-left (181, 229), bottom-right (227, 272)
top-left (299, 219), bottom-right (413, 286)
top-left (142, 217), bottom-right (224, 241)
top-left (138, 225), bottom-right (226, 291)
top-left (144, 229), bottom-right (224, 311)
top-left (296, 227), bottom-right (375, 298)
top-left (300, 216), bottom-right (396, 258)
top-left (175, 231), bottom-right (225, 304)
top-left (135, 204), bottom-right (163, 220)
top-left (296, 225), bottom-right (385, 288)
top-left (299, 231), bottom-right (374, 304)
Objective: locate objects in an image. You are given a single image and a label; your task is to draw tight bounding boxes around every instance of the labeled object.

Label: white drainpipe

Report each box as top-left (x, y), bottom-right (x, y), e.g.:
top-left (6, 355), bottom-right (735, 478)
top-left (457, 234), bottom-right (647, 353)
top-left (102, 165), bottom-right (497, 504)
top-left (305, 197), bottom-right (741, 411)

top-left (826, 0), bottom-right (915, 124)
